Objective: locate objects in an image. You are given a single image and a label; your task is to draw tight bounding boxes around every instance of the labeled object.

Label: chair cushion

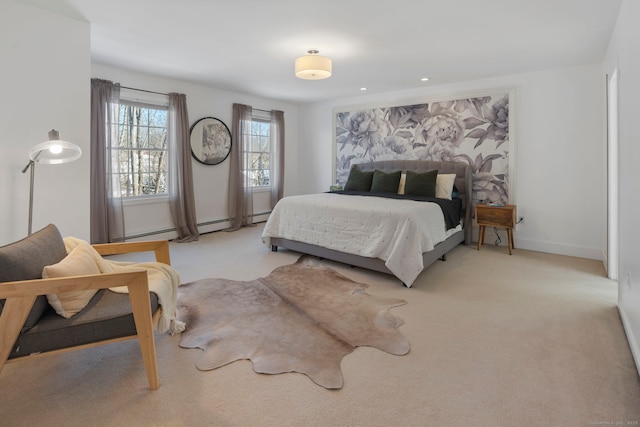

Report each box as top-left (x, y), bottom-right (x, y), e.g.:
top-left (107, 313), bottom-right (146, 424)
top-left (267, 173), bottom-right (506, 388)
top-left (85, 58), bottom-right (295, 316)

top-left (0, 224), bottom-right (67, 332)
top-left (9, 289), bottom-right (160, 359)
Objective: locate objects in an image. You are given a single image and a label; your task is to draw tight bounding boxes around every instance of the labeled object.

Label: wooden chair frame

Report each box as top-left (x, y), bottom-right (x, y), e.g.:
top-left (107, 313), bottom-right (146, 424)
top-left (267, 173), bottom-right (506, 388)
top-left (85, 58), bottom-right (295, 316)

top-left (0, 240), bottom-right (171, 390)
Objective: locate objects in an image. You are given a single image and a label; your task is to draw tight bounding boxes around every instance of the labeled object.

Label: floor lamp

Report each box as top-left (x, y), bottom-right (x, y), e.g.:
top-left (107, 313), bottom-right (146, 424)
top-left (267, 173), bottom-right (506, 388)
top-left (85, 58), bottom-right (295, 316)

top-left (21, 129), bottom-right (82, 235)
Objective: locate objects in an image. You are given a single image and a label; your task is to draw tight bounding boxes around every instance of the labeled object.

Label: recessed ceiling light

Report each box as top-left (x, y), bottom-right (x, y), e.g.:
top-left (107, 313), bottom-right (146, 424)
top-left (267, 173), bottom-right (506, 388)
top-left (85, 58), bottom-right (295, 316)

top-left (360, 87), bottom-right (367, 91)
top-left (421, 77), bottom-right (429, 81)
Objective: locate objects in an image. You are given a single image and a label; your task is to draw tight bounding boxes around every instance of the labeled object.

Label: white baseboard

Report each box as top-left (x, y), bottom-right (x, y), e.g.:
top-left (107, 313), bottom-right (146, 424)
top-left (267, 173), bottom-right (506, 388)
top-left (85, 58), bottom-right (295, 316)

top-left (125, 213), bottom-right (271, 242)
top-left (618, 304), bottom-right (640, 377)
top-left (514, 237), bottom-right (603, 261)
top-left (125, 229), bottom-right (178, 242)
top-left (198, 221), bottom-right (231, 235)
top-left (471, 227), bottom-right (602, 261)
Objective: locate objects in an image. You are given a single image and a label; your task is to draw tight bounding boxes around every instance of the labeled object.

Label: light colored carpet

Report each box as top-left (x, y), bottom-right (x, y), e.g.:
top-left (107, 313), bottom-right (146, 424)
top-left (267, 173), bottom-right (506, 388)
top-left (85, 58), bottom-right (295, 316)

top-left (1, 223), bottom-right (639, 426)
top-left (177, 256), bottom-right (409, 389)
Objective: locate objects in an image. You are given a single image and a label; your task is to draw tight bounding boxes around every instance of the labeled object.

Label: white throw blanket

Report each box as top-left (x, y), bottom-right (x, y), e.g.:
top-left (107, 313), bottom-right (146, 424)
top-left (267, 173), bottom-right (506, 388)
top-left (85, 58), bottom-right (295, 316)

top-left (64, 237), bottom-right (185, 335)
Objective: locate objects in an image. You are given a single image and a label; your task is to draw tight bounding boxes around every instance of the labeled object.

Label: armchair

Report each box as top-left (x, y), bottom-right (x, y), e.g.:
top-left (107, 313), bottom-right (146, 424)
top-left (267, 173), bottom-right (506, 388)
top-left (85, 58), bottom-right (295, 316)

top-left (0, 224), bottom-right (172, 390)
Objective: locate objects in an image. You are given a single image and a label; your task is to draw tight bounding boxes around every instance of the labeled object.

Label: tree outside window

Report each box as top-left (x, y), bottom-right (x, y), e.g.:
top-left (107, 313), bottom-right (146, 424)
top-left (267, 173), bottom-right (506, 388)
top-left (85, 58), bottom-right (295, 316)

top-left (245, 118), bottom-right (270, 188)
top-left (111, 101), bottom-right (168, 197)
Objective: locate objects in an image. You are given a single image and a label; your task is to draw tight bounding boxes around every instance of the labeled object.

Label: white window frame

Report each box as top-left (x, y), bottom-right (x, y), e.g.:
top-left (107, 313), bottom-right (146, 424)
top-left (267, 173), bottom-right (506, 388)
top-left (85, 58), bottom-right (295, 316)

top-left (111, 94), bottom-right (169, 201)
top-left (245, 110), bottom-right (273, 192)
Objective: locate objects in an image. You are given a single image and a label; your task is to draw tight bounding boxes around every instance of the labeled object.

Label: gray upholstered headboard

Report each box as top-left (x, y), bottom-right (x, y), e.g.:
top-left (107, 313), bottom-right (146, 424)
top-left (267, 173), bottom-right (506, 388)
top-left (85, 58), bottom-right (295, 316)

top-left (352, 160), bottom-right (472, 245)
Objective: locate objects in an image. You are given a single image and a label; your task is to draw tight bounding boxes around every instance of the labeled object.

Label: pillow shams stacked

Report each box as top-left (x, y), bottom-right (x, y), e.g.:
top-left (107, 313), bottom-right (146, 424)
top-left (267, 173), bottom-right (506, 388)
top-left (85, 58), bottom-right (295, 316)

top-left (399, 171), bottom-right (457, 199)
top-left (345, 165), bottom-right (458, 199)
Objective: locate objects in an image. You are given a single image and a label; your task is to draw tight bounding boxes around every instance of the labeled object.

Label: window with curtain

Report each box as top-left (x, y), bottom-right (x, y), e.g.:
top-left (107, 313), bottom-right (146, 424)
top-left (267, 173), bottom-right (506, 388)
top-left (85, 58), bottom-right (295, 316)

top-left (228, 104), bottom-right (283, 231)
top-left (92, 78), bottom-right (197, 243)
top-left (246, 115), bottom-right (271, 188)
top-left (243, 109), bottom-right (283, 194)
top-left (109, 100), bottom-right (169, 198)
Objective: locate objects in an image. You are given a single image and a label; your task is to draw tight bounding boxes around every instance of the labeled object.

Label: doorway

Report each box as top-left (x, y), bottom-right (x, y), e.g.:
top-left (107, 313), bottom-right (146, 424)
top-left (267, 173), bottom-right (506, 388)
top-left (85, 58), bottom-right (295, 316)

top-left (607, 68), bottom-right (619, 280)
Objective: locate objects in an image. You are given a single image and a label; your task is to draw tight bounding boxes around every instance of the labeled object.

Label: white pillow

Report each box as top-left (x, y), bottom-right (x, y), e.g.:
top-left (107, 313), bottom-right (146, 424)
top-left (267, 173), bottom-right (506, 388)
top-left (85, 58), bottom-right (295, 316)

top-left (43, 243), bottom-right (101, 318)
top-left (435, 174), bottom-right (456, 200)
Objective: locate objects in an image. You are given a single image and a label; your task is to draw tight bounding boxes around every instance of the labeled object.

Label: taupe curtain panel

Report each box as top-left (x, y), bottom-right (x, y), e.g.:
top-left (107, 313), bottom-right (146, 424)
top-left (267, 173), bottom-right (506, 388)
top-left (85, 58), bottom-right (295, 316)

top-left (168, 93), bottom-right (199, 242)
top-left (270, 110), bottom-right (285, 208)
top-left (90, 78), bottom-right (124, 244)
top-left (228, 103), bottom-right (254, 231)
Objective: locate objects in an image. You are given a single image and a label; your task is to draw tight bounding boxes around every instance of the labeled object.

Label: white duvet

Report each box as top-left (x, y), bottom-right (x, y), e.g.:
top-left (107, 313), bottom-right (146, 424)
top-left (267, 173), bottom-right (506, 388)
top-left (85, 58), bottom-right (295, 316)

top-left (261, 193), bottom-right (458, 286)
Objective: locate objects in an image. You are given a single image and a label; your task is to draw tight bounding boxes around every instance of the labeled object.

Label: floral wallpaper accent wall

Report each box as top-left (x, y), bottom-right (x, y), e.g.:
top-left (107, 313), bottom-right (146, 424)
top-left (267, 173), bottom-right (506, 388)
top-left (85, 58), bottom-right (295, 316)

top-left (334, 91), bottom-right (512, 205)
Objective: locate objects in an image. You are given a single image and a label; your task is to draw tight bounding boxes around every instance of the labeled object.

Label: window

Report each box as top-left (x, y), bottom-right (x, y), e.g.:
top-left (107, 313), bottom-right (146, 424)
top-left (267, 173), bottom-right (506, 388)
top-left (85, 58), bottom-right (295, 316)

top-left (245, 116), bottom-right (271, 188)
top-left (112, 101), bottom-right (168, 198)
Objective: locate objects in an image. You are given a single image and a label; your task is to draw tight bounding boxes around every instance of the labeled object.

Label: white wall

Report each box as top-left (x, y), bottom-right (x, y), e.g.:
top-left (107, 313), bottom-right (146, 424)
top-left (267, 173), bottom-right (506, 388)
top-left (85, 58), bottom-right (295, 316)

top-left (0, 1), bottom-right (90, 244)
top-left (3, 0), bottom-right (633, 374)
top-left (0, 2), bottom-right (609, 265)
top-left (91, 64), bottom-right (299, 240)
top-left (604, 0), bottom-right (640, 373)
top-left (297, 63), bottom-right (606, 261)
top-left (0, 2), bottom-right (299, 244)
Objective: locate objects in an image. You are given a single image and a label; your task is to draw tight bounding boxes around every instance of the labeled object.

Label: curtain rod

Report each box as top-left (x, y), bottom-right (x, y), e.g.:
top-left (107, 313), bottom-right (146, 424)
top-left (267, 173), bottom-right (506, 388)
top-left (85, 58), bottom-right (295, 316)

top-left (120, 85), bottom-right (169, 96)
top-left (120, 86), bottom-right (275, 113)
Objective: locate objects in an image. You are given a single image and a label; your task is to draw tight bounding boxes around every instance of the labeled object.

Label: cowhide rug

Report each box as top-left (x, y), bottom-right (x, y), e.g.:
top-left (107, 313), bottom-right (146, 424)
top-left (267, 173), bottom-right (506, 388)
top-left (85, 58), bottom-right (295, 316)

top-left (176, 256), bottom-right (410, 389)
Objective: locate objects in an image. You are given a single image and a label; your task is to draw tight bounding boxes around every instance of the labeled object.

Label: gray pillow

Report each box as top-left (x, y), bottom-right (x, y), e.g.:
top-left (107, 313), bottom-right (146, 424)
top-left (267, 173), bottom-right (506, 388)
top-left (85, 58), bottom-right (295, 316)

top-left (0, 224), bottom-right (67, 332)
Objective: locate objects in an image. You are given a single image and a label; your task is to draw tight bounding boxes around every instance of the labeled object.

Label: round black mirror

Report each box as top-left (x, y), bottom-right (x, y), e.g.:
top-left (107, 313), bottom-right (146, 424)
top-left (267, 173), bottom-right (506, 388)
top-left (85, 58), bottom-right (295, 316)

top-left (189, 117), bottom-right (232, 165)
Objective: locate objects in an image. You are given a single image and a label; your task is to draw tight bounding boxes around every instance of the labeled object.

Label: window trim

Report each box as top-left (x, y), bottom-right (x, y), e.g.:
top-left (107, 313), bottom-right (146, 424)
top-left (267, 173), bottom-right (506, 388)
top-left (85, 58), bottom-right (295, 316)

top-left (111, 98), bottom-right (169, 200)
top-left (121, 194), bottom-right (169, 206)
top-left (245, 113), bottom-right (272, 190)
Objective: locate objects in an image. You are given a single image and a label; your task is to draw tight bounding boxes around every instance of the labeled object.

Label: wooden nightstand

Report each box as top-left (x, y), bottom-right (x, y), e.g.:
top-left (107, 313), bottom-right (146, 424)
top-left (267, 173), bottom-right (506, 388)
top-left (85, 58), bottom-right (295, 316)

top-left (475, 204), bottom-right (517, 255)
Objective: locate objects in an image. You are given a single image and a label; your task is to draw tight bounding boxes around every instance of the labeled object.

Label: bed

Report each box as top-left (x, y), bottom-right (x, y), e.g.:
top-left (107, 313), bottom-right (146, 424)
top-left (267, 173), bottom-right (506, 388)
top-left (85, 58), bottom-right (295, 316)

top-left (262, 160), bottom-right (472, 287)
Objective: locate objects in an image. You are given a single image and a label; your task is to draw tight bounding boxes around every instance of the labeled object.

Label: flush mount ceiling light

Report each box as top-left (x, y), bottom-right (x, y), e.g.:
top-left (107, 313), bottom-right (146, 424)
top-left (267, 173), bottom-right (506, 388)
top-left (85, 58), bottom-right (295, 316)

top-left (295, 50), bottom-right (332, 80)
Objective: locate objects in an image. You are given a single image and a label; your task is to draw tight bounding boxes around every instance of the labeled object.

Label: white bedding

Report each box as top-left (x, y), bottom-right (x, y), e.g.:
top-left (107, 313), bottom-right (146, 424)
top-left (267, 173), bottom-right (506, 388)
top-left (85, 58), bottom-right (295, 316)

top-left (261, 193), bottom-right (460, 286)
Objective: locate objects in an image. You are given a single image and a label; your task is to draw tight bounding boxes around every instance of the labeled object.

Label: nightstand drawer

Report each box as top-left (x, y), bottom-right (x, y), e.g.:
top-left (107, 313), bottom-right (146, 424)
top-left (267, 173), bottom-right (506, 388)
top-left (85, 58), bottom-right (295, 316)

top-left (475, 204), bottom-right (517, 254)
top-left (475, 206), bottom-right (515, 227)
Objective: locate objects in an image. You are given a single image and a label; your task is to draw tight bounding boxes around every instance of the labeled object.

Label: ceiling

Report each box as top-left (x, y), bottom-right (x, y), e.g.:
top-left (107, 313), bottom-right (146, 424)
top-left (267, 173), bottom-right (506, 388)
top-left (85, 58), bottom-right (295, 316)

top-left (21, 0), bottom-right (621, 104)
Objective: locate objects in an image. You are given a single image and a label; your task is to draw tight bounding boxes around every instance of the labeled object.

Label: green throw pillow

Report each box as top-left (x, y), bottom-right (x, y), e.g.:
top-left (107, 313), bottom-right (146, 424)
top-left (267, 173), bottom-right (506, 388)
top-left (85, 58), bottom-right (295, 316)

top-left (404, 170), bottom-right (438, 197)
top-left (344, 167), bottom-right (373, 191)
top-left (370, 170), bottom-right (402, 193)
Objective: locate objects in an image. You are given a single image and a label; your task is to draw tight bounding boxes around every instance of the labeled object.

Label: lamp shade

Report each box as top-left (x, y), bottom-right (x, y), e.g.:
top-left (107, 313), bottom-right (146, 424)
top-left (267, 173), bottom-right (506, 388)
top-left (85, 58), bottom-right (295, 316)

top-left (28, 129), bottom-right (82, 164)
top-left (295, 50), bottom-right (332, 80)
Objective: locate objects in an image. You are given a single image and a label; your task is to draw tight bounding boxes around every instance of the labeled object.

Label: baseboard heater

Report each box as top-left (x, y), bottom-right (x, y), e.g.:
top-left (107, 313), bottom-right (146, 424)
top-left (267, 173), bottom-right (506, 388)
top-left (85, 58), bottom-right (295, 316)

top-left (123, 212), bottom-right (272, 241)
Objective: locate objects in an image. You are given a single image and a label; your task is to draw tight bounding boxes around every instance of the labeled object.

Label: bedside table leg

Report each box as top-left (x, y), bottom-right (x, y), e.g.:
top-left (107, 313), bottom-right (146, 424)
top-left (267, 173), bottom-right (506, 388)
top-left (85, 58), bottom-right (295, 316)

top-left (477, 226), bottom-right (485, 250)
top-left (507, 228), bottom-right (514, 255)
